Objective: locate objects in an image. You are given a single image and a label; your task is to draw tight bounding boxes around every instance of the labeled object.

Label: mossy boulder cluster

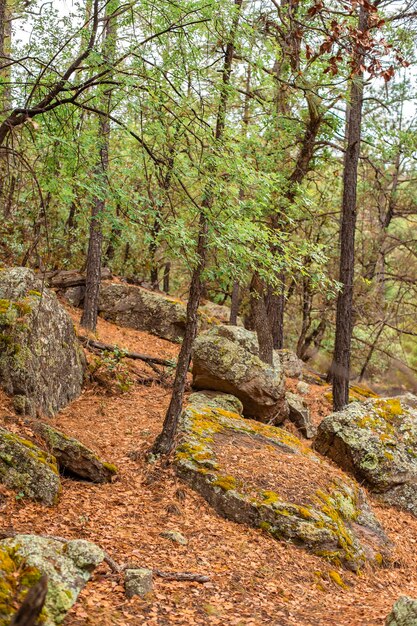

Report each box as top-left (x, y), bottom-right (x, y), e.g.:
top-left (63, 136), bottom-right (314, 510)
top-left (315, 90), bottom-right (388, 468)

top-left (314, 396), bottom-right (417, 516)
top-left (0, 428), bottom-right (60, 505)
top-left (0, 535), bottom-right (104, 625)
top-left (192, 325), bottom-right (288, 423)
top-left (175, 393), bottom-right (390, 571)
top-left (31, 422), bottom-right (118, 483)
top-left (97, 282), bottom-right (214, 343)
top-left (0, 267), bottom-right (86, 417)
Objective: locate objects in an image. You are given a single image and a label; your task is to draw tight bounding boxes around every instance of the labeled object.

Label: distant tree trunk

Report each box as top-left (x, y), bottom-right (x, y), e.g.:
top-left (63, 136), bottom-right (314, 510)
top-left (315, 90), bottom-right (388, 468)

top-left (81, 2), bottom-right (118, 331)
top-left (0, 0), bottom-right (11, 113)
top-left (358, 323), bottom-right (384, 382)
top-left (229, 281), bottom-right (240, 324)
top-left (331, 5), bottom-right (368, 410)
top-left (163, 261), bottom-right (171, 293)
top-left (149, 217), bottom-right (160, 288)
top-left (251, 274), bottom-right (273, 365)
top-left (152, 0), bottom-right (243, 456)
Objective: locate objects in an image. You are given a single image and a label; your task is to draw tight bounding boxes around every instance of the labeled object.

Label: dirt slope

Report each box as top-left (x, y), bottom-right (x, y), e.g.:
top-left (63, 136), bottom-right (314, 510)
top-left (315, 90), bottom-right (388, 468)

top-left (1, 307), bottom-right (417, 626)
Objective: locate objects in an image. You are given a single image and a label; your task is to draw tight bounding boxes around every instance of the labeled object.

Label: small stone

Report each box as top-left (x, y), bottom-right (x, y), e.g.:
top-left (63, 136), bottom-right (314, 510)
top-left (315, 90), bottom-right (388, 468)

top-left (297, 381), bottom-right (310, 395)
top-left (160, 530), bottom-right (188, 546)
top-left (386, 596), bottom-right (417, 625)
top-left (125, 568), bottom-right (153, 599)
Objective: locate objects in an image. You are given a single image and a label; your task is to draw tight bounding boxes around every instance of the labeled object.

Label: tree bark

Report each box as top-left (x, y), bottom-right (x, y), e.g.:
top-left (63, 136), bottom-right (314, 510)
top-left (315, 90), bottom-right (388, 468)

top-left (229, 281), bottom-right (240, 325)
top-left (251, 273), bottom-right (274, 365)
top-left (331, 5), bottom-right (368, 410)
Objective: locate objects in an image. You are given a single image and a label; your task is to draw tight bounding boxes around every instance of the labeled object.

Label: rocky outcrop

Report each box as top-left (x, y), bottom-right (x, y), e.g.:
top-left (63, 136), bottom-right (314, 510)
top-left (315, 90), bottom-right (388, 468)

top-left (0, 267), bottom-right (86, 416)
top-left (199, 301), bottom-right (243, 326)
top-left (31, 422), bottom-right (117, 483)
top-left (0, 534), bottom-right (104, 625)
top-left (0, 428), bottom-right (60, 505)
top-left (386, 596), bottom-right (417, 626)
top-left (192, 326), bottom-right (287, 423)
top-left (275, 349), bottom-right (303, 379)
top-left (98, 282), bottom-right (213, 343)
top-left (175, 395), bottom-right (390, 571)
top-left (286, 392), bottom-right (316, 439)
top-left (314, 397), bottom-right (417, 516)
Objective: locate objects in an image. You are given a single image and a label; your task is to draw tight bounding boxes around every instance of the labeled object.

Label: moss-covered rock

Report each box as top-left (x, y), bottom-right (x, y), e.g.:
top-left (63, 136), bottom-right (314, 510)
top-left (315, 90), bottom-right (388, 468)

top-left (386, 596), bottom-right (417, 625)
top-left (0, 428), bottom-right (60, 505)
top-left (98, 282), bottom-right (214, 343)
top-left (175, 395), bottom-right (390, 571)
top-left (0, 267), bottom-right (86, 417)
top-left (192, 326), bottom-right (287, 423)
top-left (314, 397), bottom-right (417, 515)
top-left (31, 422), bottom-right (117, 483)
top-left (0, 535), bottom-right (104, 625)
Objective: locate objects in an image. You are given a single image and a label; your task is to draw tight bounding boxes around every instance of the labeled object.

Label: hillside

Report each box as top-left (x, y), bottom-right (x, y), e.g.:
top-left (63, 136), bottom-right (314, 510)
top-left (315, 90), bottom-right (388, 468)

top-left (1, 306), bottom-right (417, 626)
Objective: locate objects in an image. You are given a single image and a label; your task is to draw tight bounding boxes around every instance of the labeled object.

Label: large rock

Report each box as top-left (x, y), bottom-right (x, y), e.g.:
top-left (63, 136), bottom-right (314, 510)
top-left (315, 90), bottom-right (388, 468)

top-left (286, 392), bottom-right (316, 439)
top-left (98, 282), bottom-right (213, 343)
top-left (275, 349), bottom-right (303, 379)
top-left (192, 326), bottom-right (287, 423)
top-left (31, 422), bottom-right (117, 483)
top-left (199, 301), bottom-right (243, 326)
top-left (0, 428), bottom-right (60, 505)
top-left (0, 267), bottom-right (86, 416)
top-left (175, 395), bottom-right (390, 571)
top-left (314, 397), bottom-right (417, 515)
top-left (386, 596), bottom-right (417, 626)
top-left (0, 535), bottom-right (104, 625)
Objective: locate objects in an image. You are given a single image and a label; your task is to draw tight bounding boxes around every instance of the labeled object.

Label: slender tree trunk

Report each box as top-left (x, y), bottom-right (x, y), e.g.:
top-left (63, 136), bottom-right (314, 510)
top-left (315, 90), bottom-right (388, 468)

top-left (358, 323), bottom-right (385, 382)
top-left (0, 0), bottom-right (11, 113)
top-left (331, 5), bottom-right (368, 410)
top-left (163, 261), bottom-right (171, 293)
top-left (251, 274), bottom-right (273, 365)
top-left (229, 281), bottom-right (240, 325)
top-left (152, 0), bottom-right (243, 456)
top-left (81, 2), bottom-right (118, 331)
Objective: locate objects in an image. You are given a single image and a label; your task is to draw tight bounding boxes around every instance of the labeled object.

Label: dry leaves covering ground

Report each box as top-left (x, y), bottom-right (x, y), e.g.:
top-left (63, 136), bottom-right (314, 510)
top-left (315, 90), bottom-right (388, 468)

top-left (0, 309), bottom-right (416, 625)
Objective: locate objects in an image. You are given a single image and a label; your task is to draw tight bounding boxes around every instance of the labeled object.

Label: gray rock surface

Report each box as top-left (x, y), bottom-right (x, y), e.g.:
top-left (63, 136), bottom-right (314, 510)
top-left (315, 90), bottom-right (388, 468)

top-left (31, 422), bottom-right (117, 483)
top-left (0, 534), bottom-right (104, 625)
top-left (314, 397), bottom-right (417, 515)
top-left (125, 568), bottom-right (153, 599)
top-left (386, 596), bottom-right (417, 626)
top-left (98, 282), bottom-right (212, 343)
top-left (160, 530), bottom-right (188, 546)
top-left (0, 428), bottom-right (60, 505)
top-left (286, 392), bottom-right (316, 439)
top-left (0, 267), bottom-right (85, 416)
top-left (192, 326), bottom-right (287, 423)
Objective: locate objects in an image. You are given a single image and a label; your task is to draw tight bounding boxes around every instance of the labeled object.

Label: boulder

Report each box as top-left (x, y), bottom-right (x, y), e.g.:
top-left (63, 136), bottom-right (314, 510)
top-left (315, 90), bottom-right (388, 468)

top-left (160, 530), bottom-right (187, 546)
top-left (0, 428), bottom-right (60, 505)
top-left (98, 282), bottom-right (213, 343)
top-left (0, 535), bottom-right (104, 625)
top-left (199, 301), bottom-right (243, 326)
top-left (314, 397), bottom-right (417, 515)
top-left (188, 391), bottom-right (244, 415)
top-left (175, 395), bottom-right (390, 571)
top-left (192, 326), bottom-right (287, 423)
top-left (275, 349), bottom-right (303, 379)
top-left (286, 392), bottom-right (316, 439)
top-left (386, 596), bottom-right (417, 626)
top-left (0, 267), bottom-right (86, 416)
top-left (125, 568), bottom-right (153, 599)
top-left (31, 422), bottom-right (117, 483)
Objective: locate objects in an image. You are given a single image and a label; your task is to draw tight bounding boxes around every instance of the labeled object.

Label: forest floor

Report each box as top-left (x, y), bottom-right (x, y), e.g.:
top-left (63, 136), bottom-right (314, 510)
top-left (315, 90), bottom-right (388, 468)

top-left (1, 307), bottom-right (417, 625)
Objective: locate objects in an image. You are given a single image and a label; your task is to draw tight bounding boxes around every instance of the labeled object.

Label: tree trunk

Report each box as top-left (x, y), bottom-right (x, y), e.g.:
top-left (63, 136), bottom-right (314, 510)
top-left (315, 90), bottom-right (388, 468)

top-left (251, 274), bottom-right (273, 365)
top-left (163, 261), bottom-right (171, 293)
top-left (331, 5), bottom-right (368, 410)
top-left (152, 0), bottom-right (243, 455)
top-left (229, 281), bottom-right (240, 325)
top-left (81, 2), bottom-right (118, 331)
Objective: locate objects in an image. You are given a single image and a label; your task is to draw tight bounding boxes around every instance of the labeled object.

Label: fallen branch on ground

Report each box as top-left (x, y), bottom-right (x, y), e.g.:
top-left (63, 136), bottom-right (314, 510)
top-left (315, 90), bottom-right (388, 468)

top-left (78, 336), bottom-right (173, 369)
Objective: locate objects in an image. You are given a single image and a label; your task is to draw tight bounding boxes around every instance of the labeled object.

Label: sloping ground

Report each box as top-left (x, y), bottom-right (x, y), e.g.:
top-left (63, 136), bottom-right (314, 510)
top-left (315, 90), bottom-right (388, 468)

top-left (0, 307), bottom-right (417, 625)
